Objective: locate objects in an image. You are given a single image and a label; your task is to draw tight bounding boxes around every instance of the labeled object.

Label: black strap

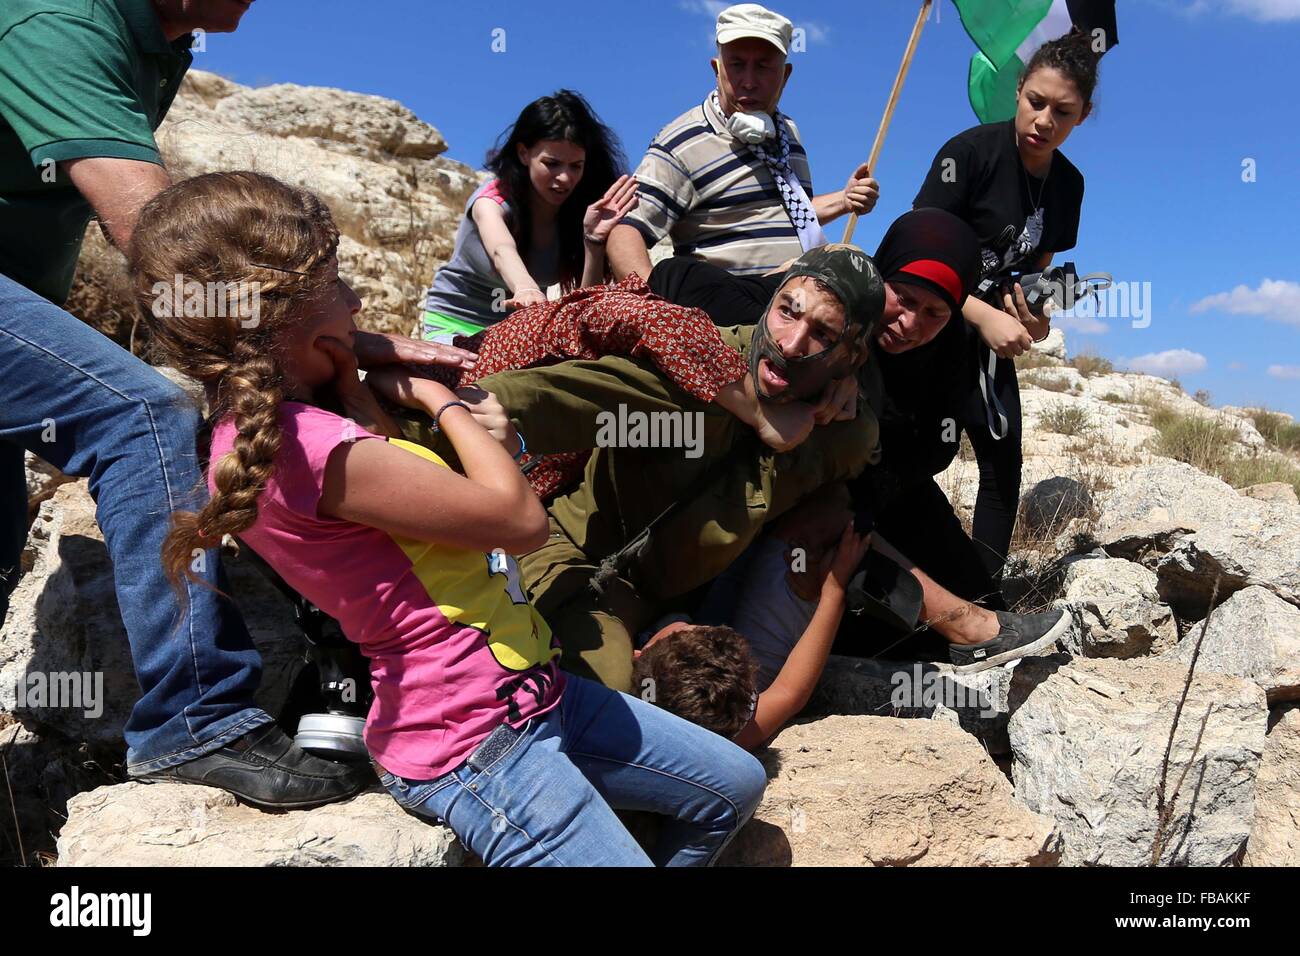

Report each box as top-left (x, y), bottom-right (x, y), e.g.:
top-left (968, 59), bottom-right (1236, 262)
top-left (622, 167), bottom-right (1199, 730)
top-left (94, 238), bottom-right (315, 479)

top-left (586, 435), bottom-right (759, 599)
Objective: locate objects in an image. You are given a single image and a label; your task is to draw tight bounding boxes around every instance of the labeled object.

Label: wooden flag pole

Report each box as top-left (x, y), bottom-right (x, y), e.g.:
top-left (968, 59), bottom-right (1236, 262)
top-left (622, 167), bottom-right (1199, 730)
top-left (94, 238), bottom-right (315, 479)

top-left (842, 0), bottom-right (933, 244)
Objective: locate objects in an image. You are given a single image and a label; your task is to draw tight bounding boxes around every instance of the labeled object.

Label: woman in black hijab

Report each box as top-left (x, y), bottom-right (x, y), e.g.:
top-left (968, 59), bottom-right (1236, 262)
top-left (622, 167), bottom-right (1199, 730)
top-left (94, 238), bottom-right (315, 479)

top-left (651, 208), bottom-right (1003, 618)
top-left (853, 208), bottom-right (1008, 618)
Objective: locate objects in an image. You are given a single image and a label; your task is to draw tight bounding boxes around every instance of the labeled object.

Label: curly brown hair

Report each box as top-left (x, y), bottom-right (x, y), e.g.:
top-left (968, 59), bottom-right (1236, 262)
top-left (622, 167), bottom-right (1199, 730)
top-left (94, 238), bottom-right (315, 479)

top-left (632, 625), bottom-right (758, 740)
top-left (127, 171), bottom-right (341, 602)
top-left (1021, 28), bottom-right (1103, 108)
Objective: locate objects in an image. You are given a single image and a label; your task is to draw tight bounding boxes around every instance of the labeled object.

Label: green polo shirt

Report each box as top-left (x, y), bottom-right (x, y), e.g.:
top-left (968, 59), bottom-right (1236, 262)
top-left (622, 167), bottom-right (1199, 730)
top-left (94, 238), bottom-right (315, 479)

top-left (0, 0), bottom-right (193, 305)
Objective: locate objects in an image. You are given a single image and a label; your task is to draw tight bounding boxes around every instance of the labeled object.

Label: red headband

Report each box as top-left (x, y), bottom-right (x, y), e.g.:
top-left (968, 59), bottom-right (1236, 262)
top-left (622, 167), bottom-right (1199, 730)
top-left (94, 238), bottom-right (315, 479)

top-left (897, 258), bottom-right (963, 306)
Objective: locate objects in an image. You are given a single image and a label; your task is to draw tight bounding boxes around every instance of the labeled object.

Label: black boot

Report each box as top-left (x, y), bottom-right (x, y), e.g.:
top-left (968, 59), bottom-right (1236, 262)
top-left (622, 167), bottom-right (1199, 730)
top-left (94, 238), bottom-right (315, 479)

top-left (135, 723), bottom-right (373, 810)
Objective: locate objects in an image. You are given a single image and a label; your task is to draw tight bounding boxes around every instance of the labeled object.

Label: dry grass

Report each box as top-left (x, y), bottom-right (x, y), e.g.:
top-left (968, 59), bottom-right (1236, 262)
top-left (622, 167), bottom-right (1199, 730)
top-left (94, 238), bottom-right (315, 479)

top-left (1014, 351), bottom-right (1062, 371)
top-left (1145, 402), bottom-right (1300, 496)
top-left (1218, 451), bottom-right (1300, 496)
top-left (1004, 457), bottom-right (1111, 613)
top-left (1068, 352), bottom-right (1115, 378)
top-left (1250, 410), bottom-right (1300, 454)
top-left (1100, 392), bottom-right (1127, 404)
top-left (1020, 370), bottom-right (1072, 393)
top-left (1040, 402), bottom-right (1094, 437)
top-left (1148, 404), bottom-right (1238, 475)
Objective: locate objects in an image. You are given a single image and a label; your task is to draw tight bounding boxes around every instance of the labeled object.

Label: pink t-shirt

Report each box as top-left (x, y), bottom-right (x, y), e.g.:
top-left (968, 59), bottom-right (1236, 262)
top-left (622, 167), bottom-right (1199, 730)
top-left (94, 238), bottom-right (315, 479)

top-left (209, 402), bottom-right (563, 779)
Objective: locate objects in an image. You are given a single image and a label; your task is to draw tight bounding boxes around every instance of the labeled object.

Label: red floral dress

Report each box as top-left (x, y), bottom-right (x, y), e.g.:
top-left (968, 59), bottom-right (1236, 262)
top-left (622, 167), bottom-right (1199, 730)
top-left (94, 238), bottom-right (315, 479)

top-left (422, 274), bottom-right (748, 500)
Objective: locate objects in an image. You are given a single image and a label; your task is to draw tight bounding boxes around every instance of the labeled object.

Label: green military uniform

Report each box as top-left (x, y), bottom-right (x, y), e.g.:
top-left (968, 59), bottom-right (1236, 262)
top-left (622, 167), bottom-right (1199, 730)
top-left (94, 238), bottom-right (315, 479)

top-left (418, 325), bottom-right (881, 691)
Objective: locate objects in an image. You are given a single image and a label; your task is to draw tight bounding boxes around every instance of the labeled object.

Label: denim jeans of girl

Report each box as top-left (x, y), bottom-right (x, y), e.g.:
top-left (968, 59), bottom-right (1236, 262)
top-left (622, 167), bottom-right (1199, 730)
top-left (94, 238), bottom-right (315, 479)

top-left (377, 674), bottom-right (768, 866)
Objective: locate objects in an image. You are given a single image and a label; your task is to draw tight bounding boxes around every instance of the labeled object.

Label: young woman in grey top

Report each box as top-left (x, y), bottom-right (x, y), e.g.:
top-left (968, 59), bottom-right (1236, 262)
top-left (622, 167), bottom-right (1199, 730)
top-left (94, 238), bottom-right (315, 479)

top-left (422, 90), bottom-right (637, 342)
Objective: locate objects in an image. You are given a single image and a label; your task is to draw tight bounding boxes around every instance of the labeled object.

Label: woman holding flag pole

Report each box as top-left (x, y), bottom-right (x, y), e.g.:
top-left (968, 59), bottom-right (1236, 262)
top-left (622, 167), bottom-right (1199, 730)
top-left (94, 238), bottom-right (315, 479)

top-left (912, 5), bottom-right (1116, 585)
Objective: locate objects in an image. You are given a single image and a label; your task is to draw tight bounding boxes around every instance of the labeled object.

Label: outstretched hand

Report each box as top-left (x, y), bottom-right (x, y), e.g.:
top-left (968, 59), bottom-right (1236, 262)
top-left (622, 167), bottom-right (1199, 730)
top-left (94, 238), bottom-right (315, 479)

top-left (352, 330), bottom-right (478, 373)
top-left (583, 174), bottom-right (639, 244)
top-left (502, 287), bottom-right (548, 312)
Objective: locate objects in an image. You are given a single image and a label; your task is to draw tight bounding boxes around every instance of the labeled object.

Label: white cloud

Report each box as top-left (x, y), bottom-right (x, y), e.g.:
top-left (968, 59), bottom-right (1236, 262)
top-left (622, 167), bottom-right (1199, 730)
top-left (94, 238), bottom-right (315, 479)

top-left (1121, 349), bottom-right (1208, 376)
top-left (1190, 278), bottom-right (1300, 327)
top-left (678, 0), bottom-right (730, 17)
top-left (1054, 313), bottom-right (1110, 334)
top-left (678, 2), bottom-right (830, 45)
top-left (799, 22), bottom-right (831, 44)
top-left (1177, 0), bottom-right (1300, 21)
top-left (1268, 364), bottom-right (1300, 380)
top-left (1223, 0), bottom-right (1300, 20)
top-left (1228, 360), bottom-right (1247, 371)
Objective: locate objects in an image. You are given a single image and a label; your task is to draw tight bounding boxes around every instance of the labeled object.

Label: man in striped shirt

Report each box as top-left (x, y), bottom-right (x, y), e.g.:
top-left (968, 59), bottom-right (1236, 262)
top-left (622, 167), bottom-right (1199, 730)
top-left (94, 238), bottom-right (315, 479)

top-left (608, 3), bottom-right (880, 280)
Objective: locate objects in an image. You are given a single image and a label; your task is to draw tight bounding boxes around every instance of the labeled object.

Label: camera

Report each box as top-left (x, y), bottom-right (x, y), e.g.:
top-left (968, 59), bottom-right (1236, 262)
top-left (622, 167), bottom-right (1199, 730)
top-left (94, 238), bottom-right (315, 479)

top-left (977, 260), bottom-right (1112, 320)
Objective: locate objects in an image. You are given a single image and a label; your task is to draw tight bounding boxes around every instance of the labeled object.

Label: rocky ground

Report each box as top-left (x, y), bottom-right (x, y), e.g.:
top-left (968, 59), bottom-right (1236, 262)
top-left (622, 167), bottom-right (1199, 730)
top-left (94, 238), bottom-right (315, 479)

top-left (4, 73), bottom-right (1298, 868)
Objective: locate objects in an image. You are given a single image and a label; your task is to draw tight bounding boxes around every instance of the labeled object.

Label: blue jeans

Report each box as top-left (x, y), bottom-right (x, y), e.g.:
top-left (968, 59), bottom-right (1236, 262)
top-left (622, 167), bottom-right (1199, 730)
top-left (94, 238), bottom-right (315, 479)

top-left (0, 273), bottom-right (273, 772)
top-left (377, 675), bottom-right (768, 866)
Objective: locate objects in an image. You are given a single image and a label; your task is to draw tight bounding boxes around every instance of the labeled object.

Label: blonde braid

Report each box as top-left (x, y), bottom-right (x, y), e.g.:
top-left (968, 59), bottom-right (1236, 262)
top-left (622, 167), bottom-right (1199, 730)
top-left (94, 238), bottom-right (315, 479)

top-left (129, 171), bottom-right (342, 600)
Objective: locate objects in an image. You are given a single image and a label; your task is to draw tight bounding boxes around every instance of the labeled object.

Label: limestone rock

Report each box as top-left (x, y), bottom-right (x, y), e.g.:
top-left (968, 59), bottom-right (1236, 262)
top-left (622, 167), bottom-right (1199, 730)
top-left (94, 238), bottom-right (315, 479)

top-left (1059, 557), bottom-right (1177, 658)
top-left (806, 655), bottom-right (1014, 754)
top-left (211, 83), bottom-right (448, 160)
top-left (1240, 482), bottom-right (1299, 507)
top-left (66, 70), bottom-right (483, 343)
top-left (1032, 327), bottom-right (1067, 362)
top-left (22, 451), bottom-right (72, 521)
top-left (721, 715), bottom-right (1059, 866)
top-left (56, 783), bottom-right (463, 867)
top-left (1161, 586), bottom-right (1300, 704)
top-left (1, 481), bottom-right (302, 749)
top-left (1095, 460), bottom-right (1300, 616)
top-left (1243, 706), bottom-right (1300, 865)
top-left (1008, 657), bottom-right (1267, 866)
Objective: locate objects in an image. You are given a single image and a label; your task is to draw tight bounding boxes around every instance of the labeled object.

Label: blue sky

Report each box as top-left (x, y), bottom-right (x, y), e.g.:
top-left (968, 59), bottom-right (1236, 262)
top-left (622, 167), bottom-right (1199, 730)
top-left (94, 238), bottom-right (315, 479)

top-left (196, 0), bottom-right (1300, 415)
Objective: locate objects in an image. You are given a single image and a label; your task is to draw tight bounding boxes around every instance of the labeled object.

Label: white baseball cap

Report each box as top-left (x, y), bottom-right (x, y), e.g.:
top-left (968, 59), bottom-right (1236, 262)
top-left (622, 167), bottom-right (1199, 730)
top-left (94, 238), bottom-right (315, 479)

top-left (715, 3), bottom-right (794, 56)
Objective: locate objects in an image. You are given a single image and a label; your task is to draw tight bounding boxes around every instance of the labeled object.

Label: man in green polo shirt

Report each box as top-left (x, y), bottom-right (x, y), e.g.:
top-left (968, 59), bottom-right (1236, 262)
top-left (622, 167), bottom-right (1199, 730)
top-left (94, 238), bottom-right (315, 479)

top-left (0, 0), bottom-right (379, 810)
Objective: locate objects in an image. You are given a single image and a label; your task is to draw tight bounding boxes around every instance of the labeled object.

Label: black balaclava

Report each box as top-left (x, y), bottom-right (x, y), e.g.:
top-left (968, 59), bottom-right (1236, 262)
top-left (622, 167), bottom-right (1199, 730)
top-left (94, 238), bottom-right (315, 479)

top-left (749, 243), bottom-right (885, 403)
top-left (873, 207), bottom-right (981, 317)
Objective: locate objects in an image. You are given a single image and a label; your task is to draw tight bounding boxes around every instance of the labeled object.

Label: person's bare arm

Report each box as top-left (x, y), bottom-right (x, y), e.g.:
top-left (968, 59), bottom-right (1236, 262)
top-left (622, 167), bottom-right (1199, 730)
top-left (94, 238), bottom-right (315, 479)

top-left (320, 373), bottom-right (549, 556)
top-left (733, 522), bottom-right (871, 750)
top-left (61, 156), bottom-right (171, 251)
top-left (606, 222), bottom-right (653, 281)
top-left (473, 197), bottom-right (546, 309)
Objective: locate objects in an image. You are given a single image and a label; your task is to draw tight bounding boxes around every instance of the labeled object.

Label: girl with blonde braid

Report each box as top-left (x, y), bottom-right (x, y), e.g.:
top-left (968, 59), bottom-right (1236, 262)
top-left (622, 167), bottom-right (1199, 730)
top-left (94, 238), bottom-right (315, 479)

top-left (131, 171), bottom-right (765, 867)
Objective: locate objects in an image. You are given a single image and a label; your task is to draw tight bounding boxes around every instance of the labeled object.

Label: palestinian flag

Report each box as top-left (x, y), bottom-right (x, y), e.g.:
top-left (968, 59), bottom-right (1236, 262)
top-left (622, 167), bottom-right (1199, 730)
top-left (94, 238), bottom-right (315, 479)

top-left (952, 0), bottom-right (1118, 123)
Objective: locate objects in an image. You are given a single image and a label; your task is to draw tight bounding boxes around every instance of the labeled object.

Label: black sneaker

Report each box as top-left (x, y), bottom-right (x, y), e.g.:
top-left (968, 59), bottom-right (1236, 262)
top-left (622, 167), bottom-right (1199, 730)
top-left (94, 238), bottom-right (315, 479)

top-left (948, 608), bottom-right (1071, 674)
top-left (134, 724), bottom-right (373, 811)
